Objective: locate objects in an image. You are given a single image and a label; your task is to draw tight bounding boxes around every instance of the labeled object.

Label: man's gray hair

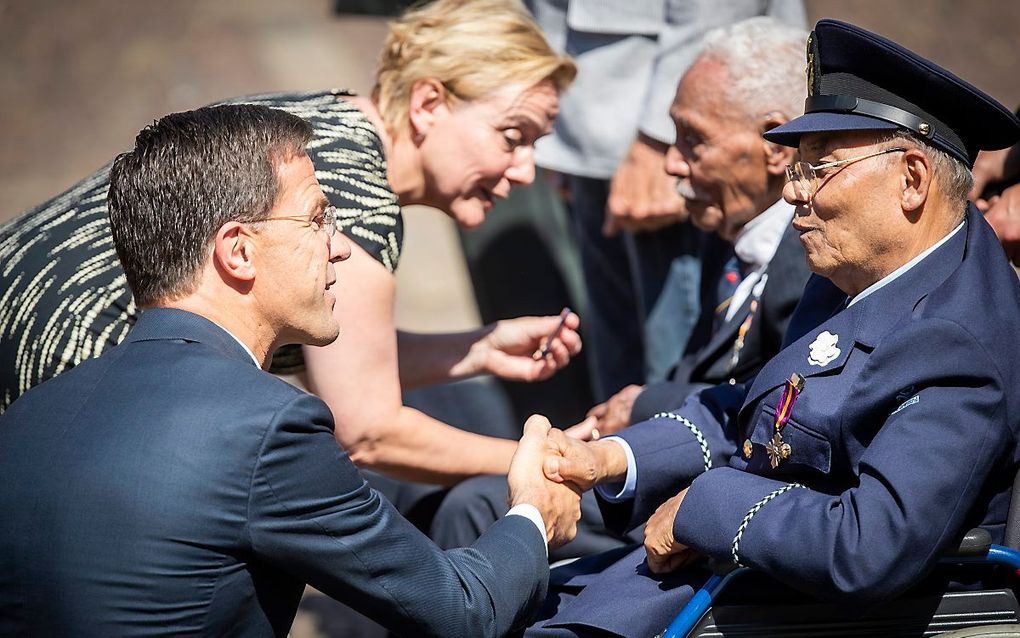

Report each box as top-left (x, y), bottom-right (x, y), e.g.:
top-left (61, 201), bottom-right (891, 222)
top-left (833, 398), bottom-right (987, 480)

top-left (697, 17), bottom-right (809, 122)
top-left (875, 131), bottom-right (974, 215)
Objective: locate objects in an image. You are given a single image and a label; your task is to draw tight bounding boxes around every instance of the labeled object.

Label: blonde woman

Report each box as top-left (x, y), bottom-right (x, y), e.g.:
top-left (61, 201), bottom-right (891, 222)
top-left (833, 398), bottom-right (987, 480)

top-left (0, 0), bottom-right (581, 484)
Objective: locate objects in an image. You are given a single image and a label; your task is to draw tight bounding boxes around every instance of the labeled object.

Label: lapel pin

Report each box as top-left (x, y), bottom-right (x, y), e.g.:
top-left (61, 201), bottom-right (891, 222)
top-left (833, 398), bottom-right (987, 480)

top-left (808, 330), bottom-right (841, 366)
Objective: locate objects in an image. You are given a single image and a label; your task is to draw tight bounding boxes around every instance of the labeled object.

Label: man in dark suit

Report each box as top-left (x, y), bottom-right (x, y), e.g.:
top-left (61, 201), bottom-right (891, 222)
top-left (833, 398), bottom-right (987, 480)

top-left (591, 17), bottom-right (813, 429)
top-left (0, 104), bottom-right (581, 637)
top-left (528, 19), bottom-right (1020, 637)
top-left (429, 17), bottom-right (811, 557)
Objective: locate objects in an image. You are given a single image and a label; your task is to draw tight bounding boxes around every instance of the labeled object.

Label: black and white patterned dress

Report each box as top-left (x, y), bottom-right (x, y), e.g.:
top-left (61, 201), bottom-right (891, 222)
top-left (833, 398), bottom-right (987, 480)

top-left (0, 90), bottom-right (403, 412)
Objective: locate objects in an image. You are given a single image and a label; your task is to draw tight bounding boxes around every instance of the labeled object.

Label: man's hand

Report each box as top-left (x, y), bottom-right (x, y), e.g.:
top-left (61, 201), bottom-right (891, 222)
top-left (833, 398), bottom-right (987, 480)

top-left (542, 429), bottom-right (628, 492)
top-left (580, 384), bottom-right (643, 437)
top-left (508, 415), bottom-right (582, 549)
top-left (644, 488), bottom-right (702, 574)
top-left (604, 133), bottom-right (688, 236)
top-left (985, 183), bottom-right (1020, 266)
top-left (475, 313), bottom-right (582, 382)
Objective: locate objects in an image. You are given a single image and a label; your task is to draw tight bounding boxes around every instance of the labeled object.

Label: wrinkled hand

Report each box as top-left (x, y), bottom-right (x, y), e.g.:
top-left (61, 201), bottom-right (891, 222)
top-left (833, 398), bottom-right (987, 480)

top-left (508, 415), bottom-right (583, 549)
top-left (985, 183), bottom-right (1020, 266)
top-left (644, 489), bottom-right (702, 574)
top-left (478, 312), bottom-right (582, 382)
top-left (604, 133), bottom-right (689, 237)
top-left (543, 429), bottom-right (628, 492)
top-left (581, 384), bottom-right (643, 437)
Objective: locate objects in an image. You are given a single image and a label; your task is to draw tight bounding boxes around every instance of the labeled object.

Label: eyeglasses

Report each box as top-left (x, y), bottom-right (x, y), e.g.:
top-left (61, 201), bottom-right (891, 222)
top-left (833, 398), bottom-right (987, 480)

top-left (256, 205), bottom-right (339, 237)
top-left (785, 147), bottom-right (906, 201)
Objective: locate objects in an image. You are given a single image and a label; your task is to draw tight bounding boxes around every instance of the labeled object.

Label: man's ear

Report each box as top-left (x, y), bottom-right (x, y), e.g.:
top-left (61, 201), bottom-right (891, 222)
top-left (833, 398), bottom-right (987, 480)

top-left (901, 148), bottom-right (931, 213)
top-left (407, 78), bottom-right (450, 143)
top-left (761, 112), bottom-right (796, 176)
top-left (212, 221), bottom-right (256, 286)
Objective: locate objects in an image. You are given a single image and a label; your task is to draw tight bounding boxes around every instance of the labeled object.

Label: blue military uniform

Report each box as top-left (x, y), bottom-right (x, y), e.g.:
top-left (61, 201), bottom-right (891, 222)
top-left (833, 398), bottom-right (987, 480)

top-left (528, 19), bottom-right (1020, 638)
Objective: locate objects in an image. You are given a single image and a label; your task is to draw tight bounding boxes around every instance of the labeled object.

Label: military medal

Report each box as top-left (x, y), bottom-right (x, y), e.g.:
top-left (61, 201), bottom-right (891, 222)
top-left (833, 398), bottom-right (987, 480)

top-left (766, 373), bottom-right (804, 468)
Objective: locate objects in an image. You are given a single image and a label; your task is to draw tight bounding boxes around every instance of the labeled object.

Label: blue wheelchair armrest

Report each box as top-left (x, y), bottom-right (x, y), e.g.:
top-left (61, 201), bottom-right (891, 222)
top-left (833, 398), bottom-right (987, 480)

top-left (659, 537), bottom-right (1020, 638)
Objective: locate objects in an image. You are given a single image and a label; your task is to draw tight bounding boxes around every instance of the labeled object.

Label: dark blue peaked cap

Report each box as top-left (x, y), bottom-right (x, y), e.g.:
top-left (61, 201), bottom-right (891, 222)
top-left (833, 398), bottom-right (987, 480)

top-left (764, 19), bottom-right (1020, 168)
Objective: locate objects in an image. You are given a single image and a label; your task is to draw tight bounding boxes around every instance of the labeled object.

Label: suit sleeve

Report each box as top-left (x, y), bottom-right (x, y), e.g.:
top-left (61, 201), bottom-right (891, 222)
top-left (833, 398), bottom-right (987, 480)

top-left (245, 393), bottom-right (548, 637)
top-left (674, 319), bottom-right (1010, 605)
top-left (597, 382), bottom-right (745, 533)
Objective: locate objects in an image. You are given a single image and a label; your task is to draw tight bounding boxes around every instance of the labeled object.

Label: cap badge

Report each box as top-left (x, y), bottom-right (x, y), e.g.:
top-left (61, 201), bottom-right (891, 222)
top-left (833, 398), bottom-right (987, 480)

top-left (807, 331), bottom-right (840, 367)
top-left (805, 32), bottom-right (816, 97)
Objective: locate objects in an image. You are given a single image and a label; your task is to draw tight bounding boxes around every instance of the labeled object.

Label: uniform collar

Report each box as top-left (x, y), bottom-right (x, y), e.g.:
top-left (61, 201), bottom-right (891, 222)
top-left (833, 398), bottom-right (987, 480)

top-left (745, 207), bottom-right (971, 408)
top-left (847, 220), bottom-right (965, 308)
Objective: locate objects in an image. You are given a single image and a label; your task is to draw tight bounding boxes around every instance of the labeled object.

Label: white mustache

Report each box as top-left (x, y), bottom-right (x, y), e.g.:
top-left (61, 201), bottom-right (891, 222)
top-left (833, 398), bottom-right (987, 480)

top-left (675, 179), bottom-right (698, 200)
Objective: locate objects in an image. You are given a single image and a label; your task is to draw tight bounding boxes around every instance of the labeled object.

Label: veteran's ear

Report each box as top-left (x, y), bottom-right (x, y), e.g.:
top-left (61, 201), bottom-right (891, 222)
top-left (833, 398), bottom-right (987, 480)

top-left (901, 148), bottom-right (932, 213)
top-left (762, 112), bottom-right (797, 176)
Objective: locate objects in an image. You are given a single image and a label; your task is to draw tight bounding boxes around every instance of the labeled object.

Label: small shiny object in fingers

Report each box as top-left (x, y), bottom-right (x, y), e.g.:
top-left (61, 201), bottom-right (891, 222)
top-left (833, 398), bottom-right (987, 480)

top-left (534, 307), bottom-right (572, 359)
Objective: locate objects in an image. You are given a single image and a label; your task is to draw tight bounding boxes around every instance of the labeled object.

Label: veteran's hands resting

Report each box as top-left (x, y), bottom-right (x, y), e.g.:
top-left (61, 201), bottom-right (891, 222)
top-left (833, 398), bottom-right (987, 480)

top-left (643, 489), bottom-right (703, 574)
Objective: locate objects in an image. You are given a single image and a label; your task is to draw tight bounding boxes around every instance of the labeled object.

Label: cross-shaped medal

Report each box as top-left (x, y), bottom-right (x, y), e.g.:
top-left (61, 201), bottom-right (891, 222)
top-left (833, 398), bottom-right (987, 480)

top-left (766, 431), bottom-right (792, 469)
top-left (767, 373), bottom-right (804, 468)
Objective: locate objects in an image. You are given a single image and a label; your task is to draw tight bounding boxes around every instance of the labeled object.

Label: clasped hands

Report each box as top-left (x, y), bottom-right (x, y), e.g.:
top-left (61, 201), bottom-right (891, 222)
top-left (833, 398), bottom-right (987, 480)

top-left (540, 427), bottom-right (703, 573)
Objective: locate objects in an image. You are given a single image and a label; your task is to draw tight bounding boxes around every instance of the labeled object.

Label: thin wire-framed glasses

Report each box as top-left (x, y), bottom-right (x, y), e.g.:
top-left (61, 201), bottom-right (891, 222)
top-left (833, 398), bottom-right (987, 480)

top-left (785, 147), bottom-right (906, 201)
top-left (256, 205), bottom-right (339, 237)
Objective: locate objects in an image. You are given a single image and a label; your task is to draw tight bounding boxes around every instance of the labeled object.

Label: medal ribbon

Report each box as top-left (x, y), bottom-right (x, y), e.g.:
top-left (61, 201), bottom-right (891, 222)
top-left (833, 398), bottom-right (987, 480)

top-left (773, 375), bottom-right (803, 432)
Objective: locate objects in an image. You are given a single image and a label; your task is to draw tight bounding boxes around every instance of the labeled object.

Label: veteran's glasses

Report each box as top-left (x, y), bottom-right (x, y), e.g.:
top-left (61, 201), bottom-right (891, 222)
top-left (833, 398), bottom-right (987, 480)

top-left (257, 205), bottom-right (339, 237)
top-left (785, 147), bottom-right (906, 201)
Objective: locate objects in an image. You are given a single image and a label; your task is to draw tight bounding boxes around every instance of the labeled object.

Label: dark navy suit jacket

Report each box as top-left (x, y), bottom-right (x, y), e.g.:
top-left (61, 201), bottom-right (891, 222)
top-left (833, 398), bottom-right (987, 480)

top-left (542, 207), bottom-right (1020, 636)
top-left (632, 226), bottom-right (810, 422)
top-left (0, 309), bottom-right (547, 637)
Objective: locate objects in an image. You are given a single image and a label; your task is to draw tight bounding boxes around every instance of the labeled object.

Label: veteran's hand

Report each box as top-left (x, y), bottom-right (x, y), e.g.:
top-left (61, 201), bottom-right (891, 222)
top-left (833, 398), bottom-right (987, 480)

top-left (476, 312), bottom-right (582, 382)
top-left (985, 183), bottom-right (1020, 266)
top-left (645, 488), bottom-right (702, 574)
top-left (604, 133), bottom-right (689, 237)
top-left (543, 428), bottom-right (628, 492)
top-left (508, 415), bottom-right (583, 549)
top-left (581, 384), bottom-right (643, 437)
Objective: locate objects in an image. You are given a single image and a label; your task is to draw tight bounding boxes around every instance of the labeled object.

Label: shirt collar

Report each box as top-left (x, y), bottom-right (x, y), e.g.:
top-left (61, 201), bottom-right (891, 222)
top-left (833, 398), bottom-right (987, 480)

top-left (733, 198), bottom-right (795, 270)
top-left (219, 324), bottom-right (262, 367)
top-left (848, 220), bottom-right (966, 308)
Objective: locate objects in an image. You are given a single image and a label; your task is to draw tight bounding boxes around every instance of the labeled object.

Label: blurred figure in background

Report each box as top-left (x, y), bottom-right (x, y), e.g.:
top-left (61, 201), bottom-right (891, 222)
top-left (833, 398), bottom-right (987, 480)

top-left (525, 0), bottom-right (807, 401)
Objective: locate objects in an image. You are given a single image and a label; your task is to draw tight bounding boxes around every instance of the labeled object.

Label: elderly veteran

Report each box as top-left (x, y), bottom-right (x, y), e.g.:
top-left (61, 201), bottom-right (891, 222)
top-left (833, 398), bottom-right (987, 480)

top-left (526, 19), bottom-right (1020, 638)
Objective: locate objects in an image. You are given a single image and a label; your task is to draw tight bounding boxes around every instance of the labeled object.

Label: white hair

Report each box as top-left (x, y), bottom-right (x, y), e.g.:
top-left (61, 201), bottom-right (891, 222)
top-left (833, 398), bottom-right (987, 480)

top-left (696, 17), bottom-right (809, 122)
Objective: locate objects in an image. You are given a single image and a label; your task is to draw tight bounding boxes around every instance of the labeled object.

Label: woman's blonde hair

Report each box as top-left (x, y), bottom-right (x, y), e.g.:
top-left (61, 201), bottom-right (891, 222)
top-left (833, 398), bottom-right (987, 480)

top-left (373, 0), bottom-right (576, 132)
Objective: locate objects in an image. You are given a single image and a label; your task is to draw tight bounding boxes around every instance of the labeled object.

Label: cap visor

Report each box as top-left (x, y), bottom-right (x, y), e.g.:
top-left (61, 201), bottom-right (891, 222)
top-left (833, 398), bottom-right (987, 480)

top-left (764, 112), bottom-right (900, 147)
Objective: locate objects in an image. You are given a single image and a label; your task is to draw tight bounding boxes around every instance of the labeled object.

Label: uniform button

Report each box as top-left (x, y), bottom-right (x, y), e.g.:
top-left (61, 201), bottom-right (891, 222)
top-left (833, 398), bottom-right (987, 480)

top-left (728, 378), bottom-right (737, 385)
top-left (743, 439), bottom-right (753, 459)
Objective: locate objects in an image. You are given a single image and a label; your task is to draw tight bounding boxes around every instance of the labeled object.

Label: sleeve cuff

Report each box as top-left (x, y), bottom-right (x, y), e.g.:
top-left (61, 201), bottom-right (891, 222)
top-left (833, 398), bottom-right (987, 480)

top-left (506, 503), bottom-right (548, 556)
top-left (594, 437), bottom-right (637, 502)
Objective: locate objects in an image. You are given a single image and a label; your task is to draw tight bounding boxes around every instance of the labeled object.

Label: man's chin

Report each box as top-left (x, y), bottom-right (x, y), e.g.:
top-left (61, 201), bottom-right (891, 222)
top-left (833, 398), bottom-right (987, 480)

top-left (689, 205), bottom-right (724, 233)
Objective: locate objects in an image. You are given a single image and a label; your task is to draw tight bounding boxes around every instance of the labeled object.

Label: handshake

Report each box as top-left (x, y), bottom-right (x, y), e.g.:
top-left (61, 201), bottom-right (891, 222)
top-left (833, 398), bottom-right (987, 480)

top-left (507, 416), bottom-right (697, 573)
top-left (506, 415), bottom-right (629, 549)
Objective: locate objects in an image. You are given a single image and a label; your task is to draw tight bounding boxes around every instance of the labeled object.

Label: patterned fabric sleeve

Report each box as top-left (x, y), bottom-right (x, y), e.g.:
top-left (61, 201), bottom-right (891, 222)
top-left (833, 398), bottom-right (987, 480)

top-left (226, 90), bottom-right (404, 273)
top-left (0, 90), bottom-right (404, 405)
